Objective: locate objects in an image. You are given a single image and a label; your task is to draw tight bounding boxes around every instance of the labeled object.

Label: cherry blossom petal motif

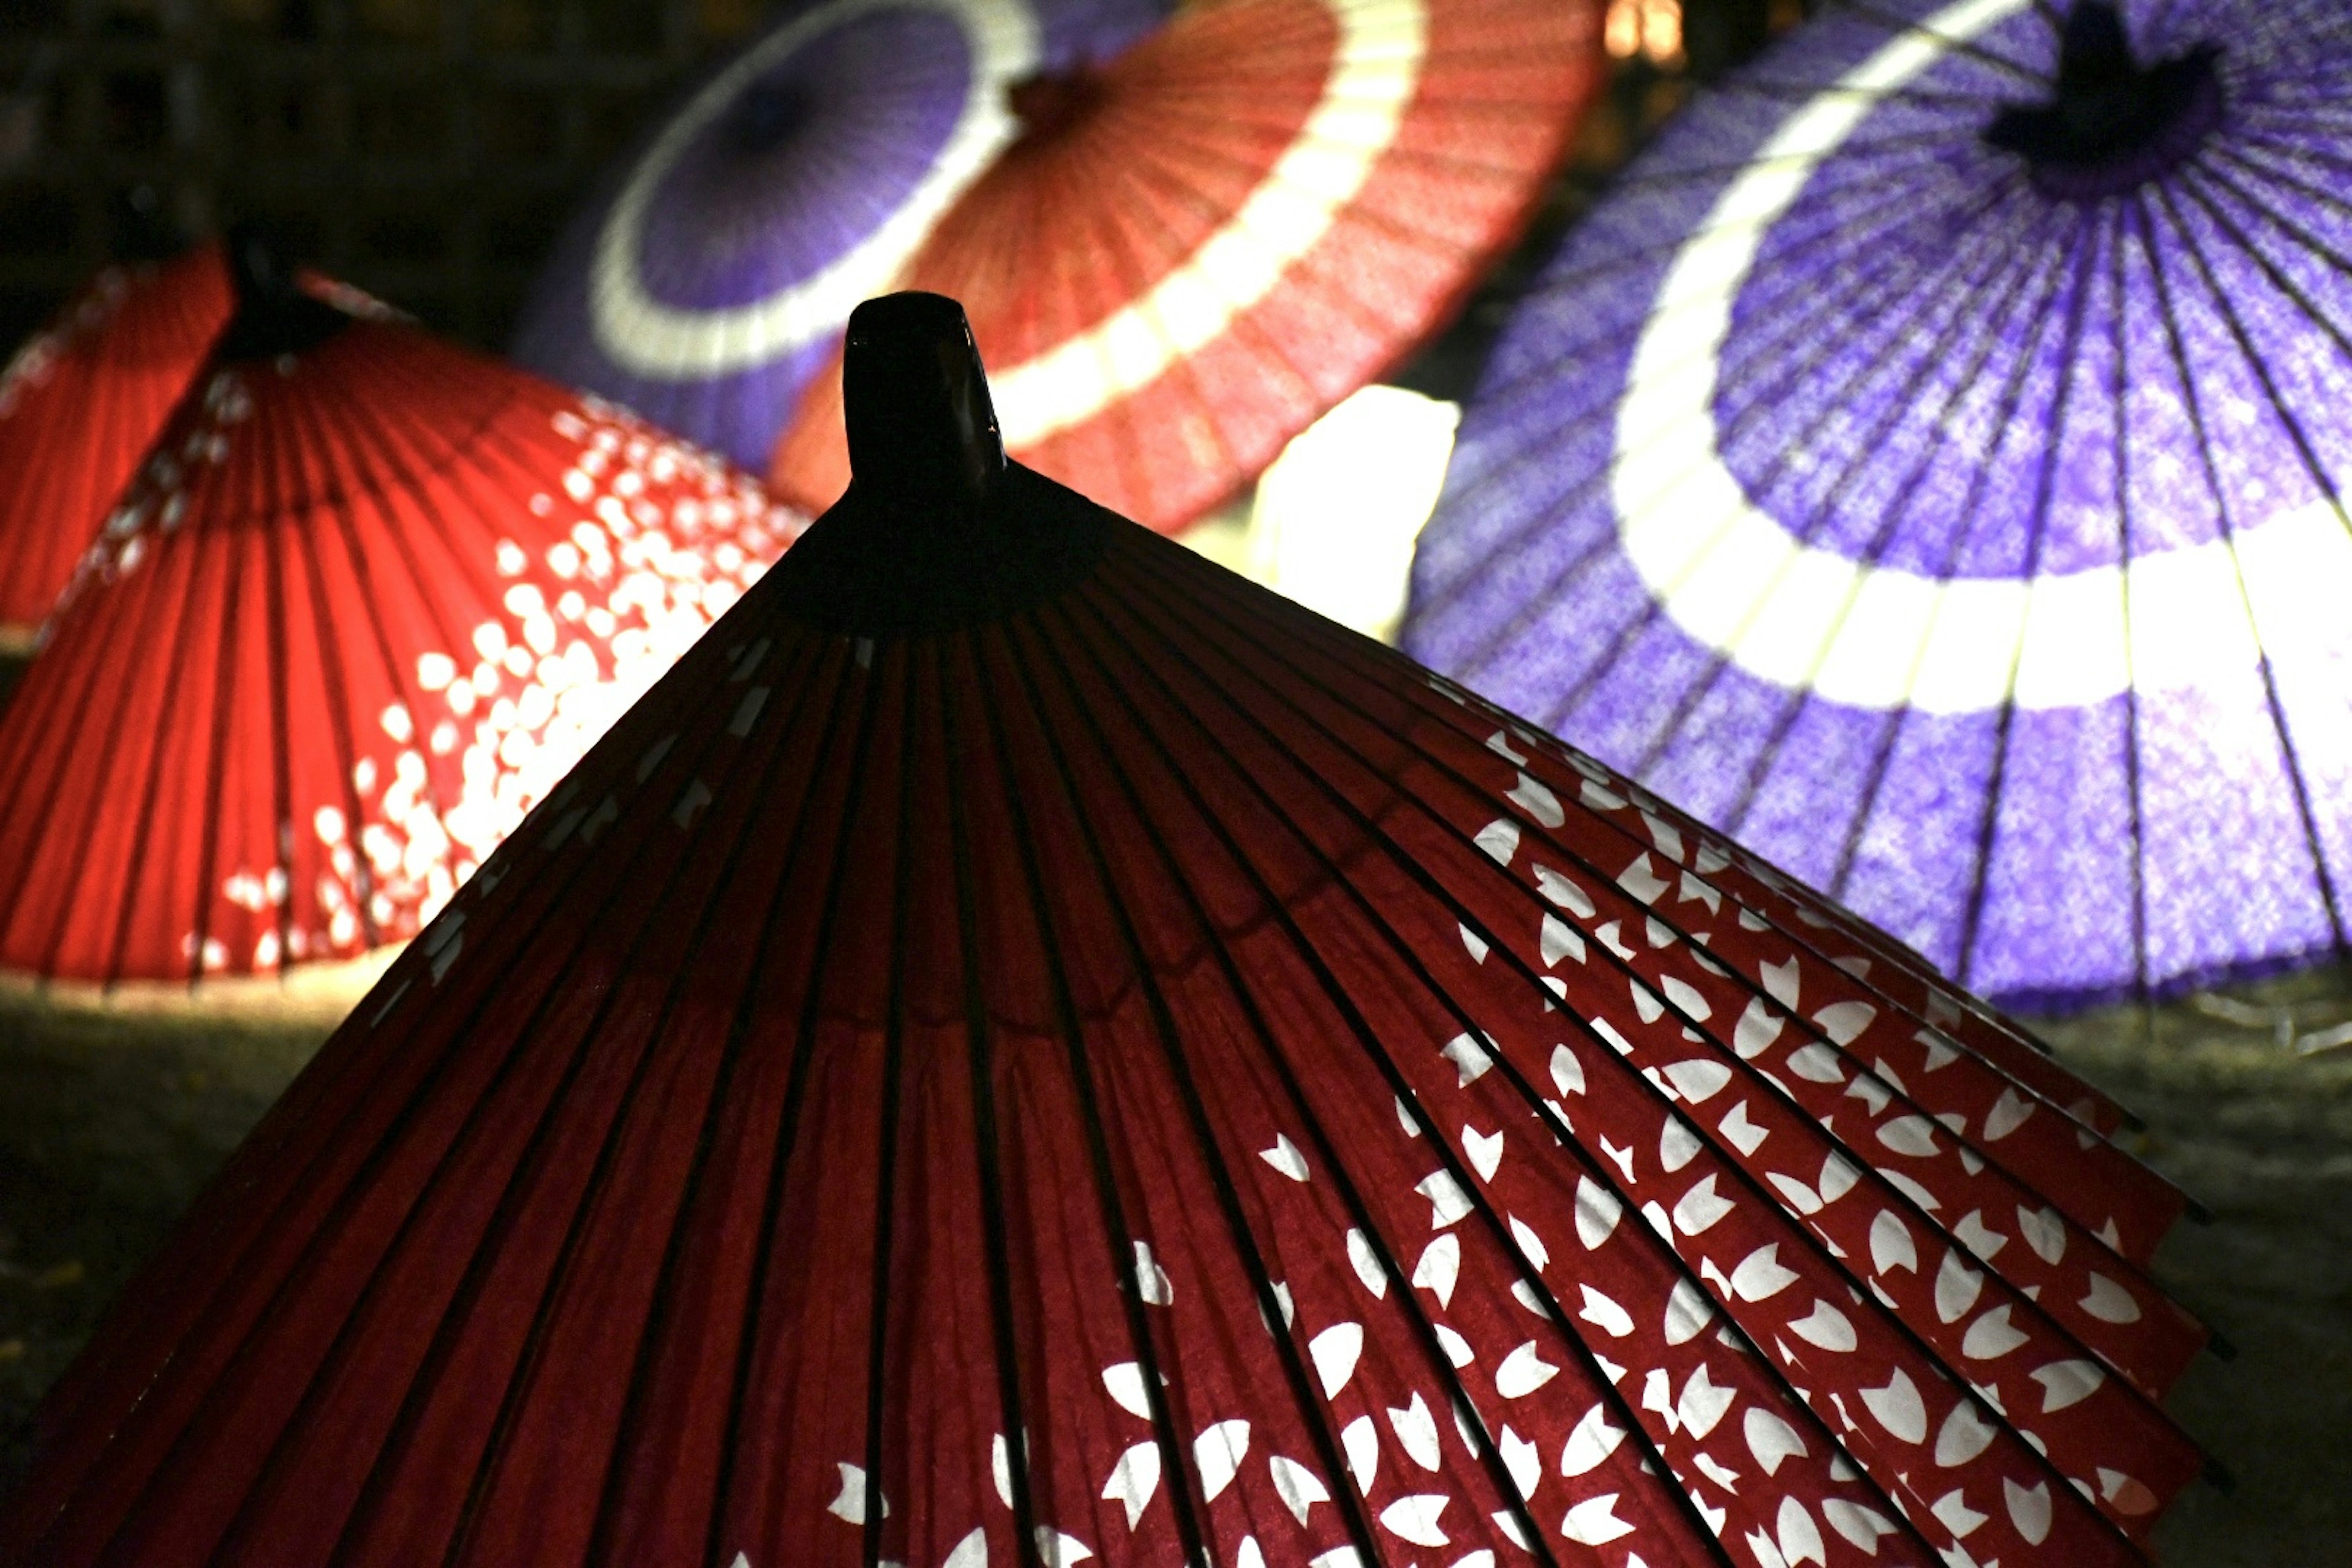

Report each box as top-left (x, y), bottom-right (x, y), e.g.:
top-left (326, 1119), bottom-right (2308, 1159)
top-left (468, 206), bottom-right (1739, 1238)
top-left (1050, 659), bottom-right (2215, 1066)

top-left (0, 247), bottom-right (804, 988)
top-left (1, 295), bottom-right (2211, 1567)
top-left (770, 0), bottom-right (1605, 535)
top-left (1404, 0), bottom-right (2352, 1011)
top-left (513, 0), bottom-right (1170, 473)
top-left (0, 244), bottom-right (232, 643)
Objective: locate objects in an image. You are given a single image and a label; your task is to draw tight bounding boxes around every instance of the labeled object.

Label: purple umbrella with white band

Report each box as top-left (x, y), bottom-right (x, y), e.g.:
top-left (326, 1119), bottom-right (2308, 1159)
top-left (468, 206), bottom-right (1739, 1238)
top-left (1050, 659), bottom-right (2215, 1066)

top-left (511, 0), bottom-right (1168, 472)
top-left (1404, 0), bottom-right (2352, 1012)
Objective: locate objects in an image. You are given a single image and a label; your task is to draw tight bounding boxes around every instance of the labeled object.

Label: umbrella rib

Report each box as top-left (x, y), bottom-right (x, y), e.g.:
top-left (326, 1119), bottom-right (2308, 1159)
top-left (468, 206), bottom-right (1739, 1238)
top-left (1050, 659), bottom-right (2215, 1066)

top-left (1129, 536), bottom-right (2192, 1288)
top-left (290, 347), bottom-right (478, 844)
top-left (295, 350), bottom-right (500, 931)
top-left (994, 608), bottom-right (1393, 1566)
top-left (13, 464), bottom-right (195, 981)
top-left (2105, 204), bottom-right (2155, 1005)
top-left (937, 631), bottom-right (1057, 1568)
top-left (1950, 214), bottom-right (2105, 988)
top-left (1098, 549), bottom-right (2176, 1551)
top-left (1468, 140), bottom-right (1995, 416)
top-left (2205, 134), bottom-right (2352, 269)
top-left (1125, 540), bottom-right (2192, 1368)
top-left (1822, 0), bottom-right (2053, 84)
top-left (568, 634), bottom-right (855, 1562)
top-left (309, 641), bottom-right (841, 1564)
top-left (166, 454), bottom-right (251, 990)
top-left (1447, 173), bottom-right (2037, 707)
top-left (260, 393), bottom-right (299, 977)
top-left (859, 643), bottom-right (924, 1568)
top-left (35, 647), bottom-right (761, 1562)
top-left (1047, 579), bottom-right (1742, 1568)
top-left (1136, 539), bottom-right (2159, 1173)
top-left (550, 635), bottom-right (846, 1561)
top-left (2187, 150), bottom-right (2352, 416)
top-left (1813, 208), bottom-right (2087, 918)
top-left (1422, 165), bottom-right (2030, 669)
top-left (1623, 194), bottom-right (2066, 787)
top-left (957, 626), bottom-right (1211, 1568)
top-left (1709, 196), bottom-right (2080, 850)
top-left (1721, 200), bottom-right (2088, 870)
top-left (281, 393), bottom-right (388, 953)
top-left (699, 639), bottom-right (891, 1568)
top-left (97, 629), bottom-right (790, 1564)
top-left (2135, 181), bottom-right (2352, 952)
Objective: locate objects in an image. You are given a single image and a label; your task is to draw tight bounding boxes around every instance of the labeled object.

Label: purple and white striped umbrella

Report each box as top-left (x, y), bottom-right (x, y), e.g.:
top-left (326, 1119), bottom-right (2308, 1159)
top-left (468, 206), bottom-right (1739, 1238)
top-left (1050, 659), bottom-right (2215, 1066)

top-left (511, 0), bottom-right (1168, 472)
top-left (1404, 0), bottom-right (2352, 1012)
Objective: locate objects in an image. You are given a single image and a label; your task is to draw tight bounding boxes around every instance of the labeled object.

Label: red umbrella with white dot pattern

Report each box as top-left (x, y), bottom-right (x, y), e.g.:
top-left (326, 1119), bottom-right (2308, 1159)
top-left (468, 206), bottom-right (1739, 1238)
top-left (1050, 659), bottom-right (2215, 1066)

top-left (0, 244), bottom-right (232, 646)
top-left (0, 232), bottom-right (804, 987)
top-left (2, 296), bottom-right (2211, 1567)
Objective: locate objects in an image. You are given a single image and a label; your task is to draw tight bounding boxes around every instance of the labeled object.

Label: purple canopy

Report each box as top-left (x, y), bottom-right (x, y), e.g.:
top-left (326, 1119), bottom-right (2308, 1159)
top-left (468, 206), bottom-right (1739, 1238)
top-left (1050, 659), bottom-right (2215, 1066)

top-left (511, 0), bottom-right (1167, 472)
top-left (1404, 0), bottom-right (2352, 1012)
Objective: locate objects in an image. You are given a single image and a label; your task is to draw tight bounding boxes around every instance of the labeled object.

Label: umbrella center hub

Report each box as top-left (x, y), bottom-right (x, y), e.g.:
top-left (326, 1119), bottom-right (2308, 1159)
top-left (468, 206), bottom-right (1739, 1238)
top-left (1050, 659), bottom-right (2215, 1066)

top-left (727, 79), bottom-right (813, 156)
top-left (1006, 68), bottom-right (1109, 141)
top-left (1983, 2), bottom-right (2222, 200)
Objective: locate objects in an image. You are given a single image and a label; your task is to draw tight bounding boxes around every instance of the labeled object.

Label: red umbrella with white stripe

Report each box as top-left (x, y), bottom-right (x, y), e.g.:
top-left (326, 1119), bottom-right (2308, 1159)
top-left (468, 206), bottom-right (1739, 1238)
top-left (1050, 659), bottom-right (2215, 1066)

top-left (0, 231), bottom-right (802, 988)
top-left (0, 244), bottom-right (232, 646)
top-left (2, 295), bottom-right (2212, 1567)
top-left (770, 0), bottom-right (1603, 535)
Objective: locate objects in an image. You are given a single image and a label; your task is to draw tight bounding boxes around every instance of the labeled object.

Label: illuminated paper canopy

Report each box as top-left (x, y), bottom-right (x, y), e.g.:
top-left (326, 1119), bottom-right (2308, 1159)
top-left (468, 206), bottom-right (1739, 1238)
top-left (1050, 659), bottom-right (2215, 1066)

top-left (2, 295), bottom-right (2213, 1567)
top-left (0, 244), bottom-right (232, 644)
top-left (1405, 0), bottom-right (2352, 1010)
top-left (771, 0), bottom-right (1604, 535)
top-left (0, 231), bottom-right (803, 987)
top-left (513, 0), bottom-right (1170, 472)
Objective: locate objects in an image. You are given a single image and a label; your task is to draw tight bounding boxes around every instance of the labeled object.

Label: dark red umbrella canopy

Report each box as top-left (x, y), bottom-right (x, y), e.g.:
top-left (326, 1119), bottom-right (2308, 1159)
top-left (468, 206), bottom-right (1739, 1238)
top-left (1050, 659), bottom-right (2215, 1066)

top-left (0, 244), bottom-right (233, 643)
top-left (3, 296), bottom-right (2209, 1567)
top-left (0, 241), bottom-right (803, 987)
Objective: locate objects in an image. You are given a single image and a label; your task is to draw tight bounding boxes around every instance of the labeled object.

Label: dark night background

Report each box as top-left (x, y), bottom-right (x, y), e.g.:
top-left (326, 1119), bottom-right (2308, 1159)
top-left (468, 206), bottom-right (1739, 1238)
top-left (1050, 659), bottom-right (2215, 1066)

top-left (1, 3), bottom-right (2347, 1564)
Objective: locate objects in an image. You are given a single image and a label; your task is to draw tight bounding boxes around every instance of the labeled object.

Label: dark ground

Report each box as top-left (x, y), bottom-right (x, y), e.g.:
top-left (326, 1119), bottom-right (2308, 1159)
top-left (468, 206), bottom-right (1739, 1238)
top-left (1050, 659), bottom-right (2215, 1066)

top-left (1, 971), bottom-right (2347, 1563)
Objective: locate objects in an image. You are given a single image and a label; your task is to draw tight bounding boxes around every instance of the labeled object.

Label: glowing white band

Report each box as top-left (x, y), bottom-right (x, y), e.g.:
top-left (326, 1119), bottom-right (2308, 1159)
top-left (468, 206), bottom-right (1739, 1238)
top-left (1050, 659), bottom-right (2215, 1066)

top-left (1612, 0), bottom-right (2352, 714)
top-left (590, 0), bottom-right (1039, 379)
top-left (990, 0), bottom-right (1430, 447)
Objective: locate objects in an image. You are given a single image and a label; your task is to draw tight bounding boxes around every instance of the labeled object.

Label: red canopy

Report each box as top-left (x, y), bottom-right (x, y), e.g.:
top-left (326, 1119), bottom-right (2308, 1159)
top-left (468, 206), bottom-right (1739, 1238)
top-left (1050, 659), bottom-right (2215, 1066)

top-left (0, 244), bottom-right (802, 986)
top-left (4, 296), bottom-right (2207, 1567)
top-left (0, 245), bottom-right (232, 644)
top-left (772, 0), bottom-right (1604, 534)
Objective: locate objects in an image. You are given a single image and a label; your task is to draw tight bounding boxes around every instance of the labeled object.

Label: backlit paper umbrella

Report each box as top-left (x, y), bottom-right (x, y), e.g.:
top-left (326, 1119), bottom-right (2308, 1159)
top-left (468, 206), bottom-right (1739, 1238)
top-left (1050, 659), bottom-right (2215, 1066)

top-left (0, 244), bottom-right (231, 645)
top-left (511, 0), bottom-right (1170, 472)
top-left (771, 0), bottom-right (1605, 533)
top-left (1404, 0), bottom-right (2352, 1011)
top-left (0, 238), bottom-right (803, 987)
top-left (3, 295), bottom-right (2211, 1568)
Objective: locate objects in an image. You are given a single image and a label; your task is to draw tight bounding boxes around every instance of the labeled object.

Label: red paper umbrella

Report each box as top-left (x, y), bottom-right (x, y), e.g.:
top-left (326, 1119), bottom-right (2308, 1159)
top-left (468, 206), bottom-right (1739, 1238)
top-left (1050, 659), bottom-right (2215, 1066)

top-left (2, 297), bottom-right (2211, 1567)
top-left (770, 0), bottom-right (1602, 534)
top-left (0, 236), bottom-right (803, 988)
top-left (0, 244), bottom-right (233, 644)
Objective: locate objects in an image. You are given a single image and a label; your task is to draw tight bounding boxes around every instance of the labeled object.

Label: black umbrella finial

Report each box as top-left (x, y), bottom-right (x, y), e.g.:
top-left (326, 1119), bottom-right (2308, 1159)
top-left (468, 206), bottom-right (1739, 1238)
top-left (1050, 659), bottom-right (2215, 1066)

top-left (216, 217), bottom-right (352, 361)
top-left (776, 292), bottom-right (1106, 636)
top-left (1983, 1), bottom-right (2223, 199)
top-left (843, 290), bottom-right (1007, 508)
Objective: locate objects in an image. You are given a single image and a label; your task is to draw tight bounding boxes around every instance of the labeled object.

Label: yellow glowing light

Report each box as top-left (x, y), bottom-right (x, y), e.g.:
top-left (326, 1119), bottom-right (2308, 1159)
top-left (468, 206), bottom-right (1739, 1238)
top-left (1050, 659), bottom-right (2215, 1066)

top-left (1194, 384), bottom-right (1460, 644)
top-left (1605, 0), bottom-right (1683, 64)
top-left (1605, 0), bottom-right (1642, 57)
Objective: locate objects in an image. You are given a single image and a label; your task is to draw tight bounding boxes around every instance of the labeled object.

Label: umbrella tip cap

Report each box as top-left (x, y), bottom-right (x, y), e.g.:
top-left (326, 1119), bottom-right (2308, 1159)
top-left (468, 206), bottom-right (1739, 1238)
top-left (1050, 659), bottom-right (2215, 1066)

top-left (224, 219), bottom-right (298, 307)
top-left (217, 219), bottom-right (350, 361)
top-left (843, 292), bottom-right (1006, 505)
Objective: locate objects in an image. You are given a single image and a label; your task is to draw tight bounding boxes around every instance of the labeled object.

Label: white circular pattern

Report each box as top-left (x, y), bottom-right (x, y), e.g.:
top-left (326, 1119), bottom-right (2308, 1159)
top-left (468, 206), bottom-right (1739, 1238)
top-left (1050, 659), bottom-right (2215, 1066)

top-left (988, 0), bottom-right (1431, 446)
top-left (589, 0), bottom-right (1041, 379)
top-left (1610, 0), bottom-right (2352, 715)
